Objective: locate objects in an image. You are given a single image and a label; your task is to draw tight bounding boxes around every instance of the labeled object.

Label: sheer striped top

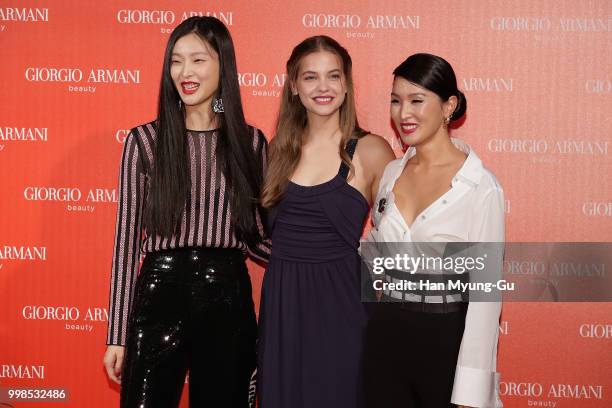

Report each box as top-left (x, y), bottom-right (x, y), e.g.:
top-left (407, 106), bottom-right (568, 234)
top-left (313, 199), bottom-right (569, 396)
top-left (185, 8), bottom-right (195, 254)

top-left (107, 121), bottom-right (270, 345)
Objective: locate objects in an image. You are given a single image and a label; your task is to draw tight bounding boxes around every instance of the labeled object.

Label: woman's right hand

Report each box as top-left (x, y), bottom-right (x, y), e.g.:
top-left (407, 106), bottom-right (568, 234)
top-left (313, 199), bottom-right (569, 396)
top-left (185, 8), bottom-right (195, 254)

top-left (103, 345), bottom-right (125, 384)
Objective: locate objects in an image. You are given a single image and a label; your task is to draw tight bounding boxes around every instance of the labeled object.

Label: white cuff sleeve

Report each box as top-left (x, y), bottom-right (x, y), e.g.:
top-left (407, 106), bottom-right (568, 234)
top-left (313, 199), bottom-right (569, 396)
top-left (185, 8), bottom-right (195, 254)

top-left (451, 366), bottom-right (503, 407)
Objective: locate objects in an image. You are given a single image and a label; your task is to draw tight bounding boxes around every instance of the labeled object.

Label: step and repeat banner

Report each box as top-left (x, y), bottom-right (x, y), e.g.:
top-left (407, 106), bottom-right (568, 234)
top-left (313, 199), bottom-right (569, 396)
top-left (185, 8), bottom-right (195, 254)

top-left (1, 0), bottom-right (611, 407)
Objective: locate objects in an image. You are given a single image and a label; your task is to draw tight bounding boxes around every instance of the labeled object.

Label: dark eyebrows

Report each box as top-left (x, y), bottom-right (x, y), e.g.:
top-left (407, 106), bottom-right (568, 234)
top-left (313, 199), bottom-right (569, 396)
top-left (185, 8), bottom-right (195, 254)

top-left (300, 69), bottom-right (342, 76)
top-left (390, 92), bottom-right (427, 97)
top-left (171, 51), bottom-right (209, 58)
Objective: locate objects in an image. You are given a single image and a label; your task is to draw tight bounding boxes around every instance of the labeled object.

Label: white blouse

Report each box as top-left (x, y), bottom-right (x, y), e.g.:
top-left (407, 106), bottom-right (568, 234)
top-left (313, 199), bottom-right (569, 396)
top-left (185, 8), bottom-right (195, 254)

top-left (363, 138), bottom-right (505, 408)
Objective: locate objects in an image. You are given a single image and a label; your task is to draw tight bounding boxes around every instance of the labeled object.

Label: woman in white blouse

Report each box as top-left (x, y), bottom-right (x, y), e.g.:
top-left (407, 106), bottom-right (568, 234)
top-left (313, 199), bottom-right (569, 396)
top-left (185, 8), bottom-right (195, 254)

top-left (362, 54), bottom-right (504, 408)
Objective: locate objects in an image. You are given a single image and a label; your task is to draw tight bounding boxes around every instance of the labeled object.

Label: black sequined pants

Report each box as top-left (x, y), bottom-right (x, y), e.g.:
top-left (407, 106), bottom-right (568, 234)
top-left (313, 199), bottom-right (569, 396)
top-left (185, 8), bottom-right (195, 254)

top-left (120, 247), bottom-right (257, 408)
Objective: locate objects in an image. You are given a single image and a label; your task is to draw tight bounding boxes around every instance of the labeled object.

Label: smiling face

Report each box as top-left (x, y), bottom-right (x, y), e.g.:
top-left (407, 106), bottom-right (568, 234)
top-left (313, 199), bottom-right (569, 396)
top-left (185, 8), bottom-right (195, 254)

top-left (170, 32), bottom-right (220, 111)
top-left (292, 50), bottom-right (347, 119)
top-left (390, 76), bottom-right (456, 146)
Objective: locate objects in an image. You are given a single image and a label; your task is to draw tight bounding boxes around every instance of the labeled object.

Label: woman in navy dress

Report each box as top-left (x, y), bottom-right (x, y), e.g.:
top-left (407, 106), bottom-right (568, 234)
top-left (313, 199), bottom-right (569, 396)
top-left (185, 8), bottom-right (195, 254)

top-left (257, 36), bottom-right (395, 408)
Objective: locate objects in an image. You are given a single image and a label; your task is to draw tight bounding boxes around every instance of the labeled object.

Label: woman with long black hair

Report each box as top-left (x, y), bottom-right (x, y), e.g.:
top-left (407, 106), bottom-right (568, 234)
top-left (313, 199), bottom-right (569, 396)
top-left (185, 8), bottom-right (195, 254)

top-left (102, 16), bottom-right (269, 408)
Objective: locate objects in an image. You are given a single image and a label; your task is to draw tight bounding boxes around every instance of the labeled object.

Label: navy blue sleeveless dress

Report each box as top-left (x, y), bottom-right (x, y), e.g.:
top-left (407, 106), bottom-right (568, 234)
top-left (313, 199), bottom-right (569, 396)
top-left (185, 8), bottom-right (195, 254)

top-left (258, 139), bottom-right (369, 408)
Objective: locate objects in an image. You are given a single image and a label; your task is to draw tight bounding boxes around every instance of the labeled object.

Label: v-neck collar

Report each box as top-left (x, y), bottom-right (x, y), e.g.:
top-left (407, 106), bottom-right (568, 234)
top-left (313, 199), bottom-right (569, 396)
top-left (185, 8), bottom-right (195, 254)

top-left (387, 138), bottom-right (484, 231)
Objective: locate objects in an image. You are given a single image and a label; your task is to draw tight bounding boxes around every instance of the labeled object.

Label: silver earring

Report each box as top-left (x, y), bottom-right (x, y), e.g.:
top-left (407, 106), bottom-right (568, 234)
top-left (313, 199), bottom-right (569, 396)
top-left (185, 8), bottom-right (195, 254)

top-left (178, 99), bottom-right (182, 109)
top-left (213, 97), bottom-right (224, 113)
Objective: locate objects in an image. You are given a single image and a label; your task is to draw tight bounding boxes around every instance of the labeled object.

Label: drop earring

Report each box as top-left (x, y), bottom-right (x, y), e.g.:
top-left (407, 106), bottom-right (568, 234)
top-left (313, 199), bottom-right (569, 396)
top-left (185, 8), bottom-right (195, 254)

top-left (213, 97), bottom-right (224, 113)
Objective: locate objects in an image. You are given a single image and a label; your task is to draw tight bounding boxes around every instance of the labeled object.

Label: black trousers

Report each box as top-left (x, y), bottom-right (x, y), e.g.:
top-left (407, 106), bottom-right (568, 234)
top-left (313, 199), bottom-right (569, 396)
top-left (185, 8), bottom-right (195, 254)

top-left (120, 247), bottom-right (257, 408)
top-left (363, 302), bottom-right (467, 408)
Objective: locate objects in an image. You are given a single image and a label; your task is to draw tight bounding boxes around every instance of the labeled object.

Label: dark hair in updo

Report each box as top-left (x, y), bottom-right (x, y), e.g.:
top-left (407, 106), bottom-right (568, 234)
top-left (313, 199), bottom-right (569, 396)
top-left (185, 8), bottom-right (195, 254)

top-left (393, 53), bottom-right (466, 122)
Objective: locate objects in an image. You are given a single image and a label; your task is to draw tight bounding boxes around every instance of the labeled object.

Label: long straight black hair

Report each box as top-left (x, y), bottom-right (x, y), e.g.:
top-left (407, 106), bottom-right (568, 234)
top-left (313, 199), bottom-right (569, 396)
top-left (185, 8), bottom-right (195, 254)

top-left (144, 16), bottom-right (264, 247)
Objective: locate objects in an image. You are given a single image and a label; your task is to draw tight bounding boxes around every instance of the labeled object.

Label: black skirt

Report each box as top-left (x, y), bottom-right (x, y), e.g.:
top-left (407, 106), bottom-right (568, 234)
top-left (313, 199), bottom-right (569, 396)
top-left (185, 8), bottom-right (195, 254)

top-left (363, 301), bottom-right (468, 408)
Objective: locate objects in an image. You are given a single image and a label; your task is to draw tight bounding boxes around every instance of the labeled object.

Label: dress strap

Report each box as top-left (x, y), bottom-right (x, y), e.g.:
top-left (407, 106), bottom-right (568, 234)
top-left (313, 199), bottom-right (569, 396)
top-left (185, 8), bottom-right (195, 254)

top-left (338, 138), bottom-right (358, 180)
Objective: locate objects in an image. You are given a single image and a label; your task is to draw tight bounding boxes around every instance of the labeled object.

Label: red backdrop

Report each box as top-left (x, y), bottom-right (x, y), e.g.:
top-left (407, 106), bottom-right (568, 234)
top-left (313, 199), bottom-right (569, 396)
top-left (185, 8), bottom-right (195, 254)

top-left (1, 1), bottom-right (611, 407)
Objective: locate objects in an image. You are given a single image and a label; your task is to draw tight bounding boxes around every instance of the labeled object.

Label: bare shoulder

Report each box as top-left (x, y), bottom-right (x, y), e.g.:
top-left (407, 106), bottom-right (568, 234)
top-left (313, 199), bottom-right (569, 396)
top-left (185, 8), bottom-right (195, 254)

top-left (355, 133), bottom-right (396, 165)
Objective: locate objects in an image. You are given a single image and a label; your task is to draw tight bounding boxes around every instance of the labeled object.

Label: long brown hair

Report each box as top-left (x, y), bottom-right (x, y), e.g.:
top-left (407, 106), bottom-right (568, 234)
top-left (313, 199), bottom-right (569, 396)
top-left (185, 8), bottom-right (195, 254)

top-left (261, 35), bottom-right (367, 207)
